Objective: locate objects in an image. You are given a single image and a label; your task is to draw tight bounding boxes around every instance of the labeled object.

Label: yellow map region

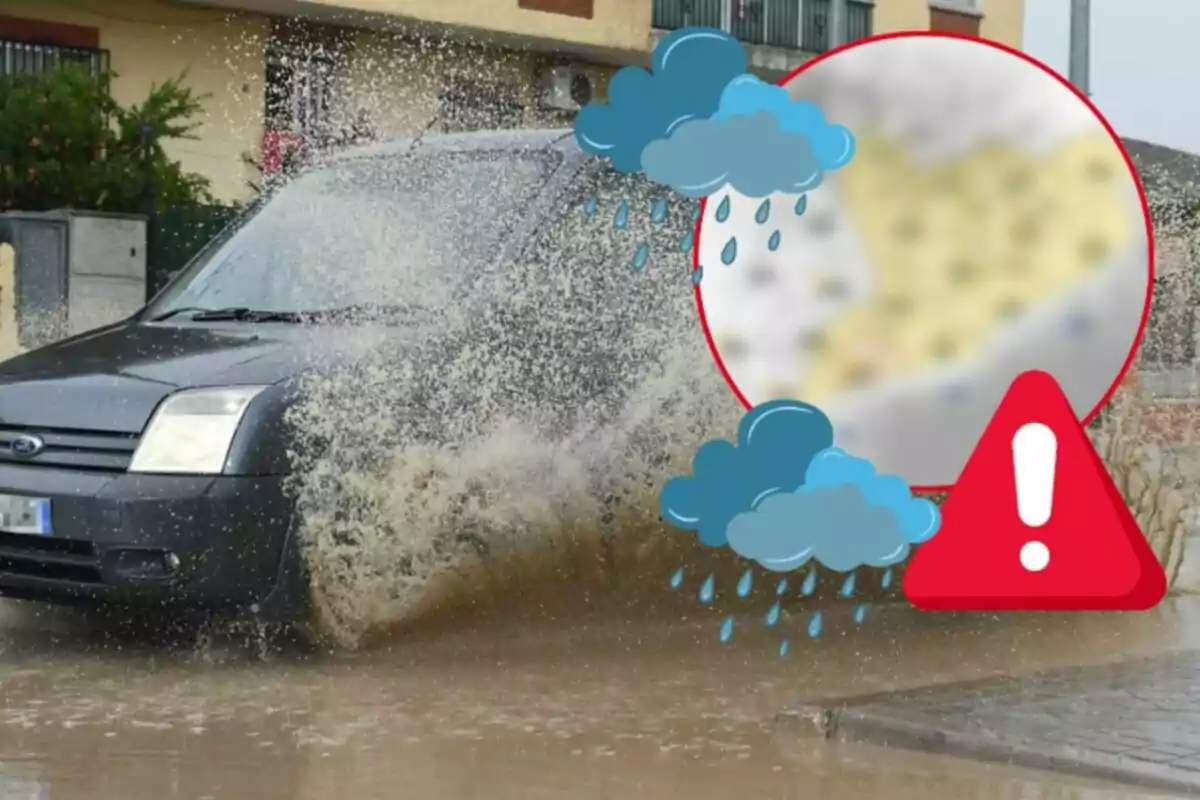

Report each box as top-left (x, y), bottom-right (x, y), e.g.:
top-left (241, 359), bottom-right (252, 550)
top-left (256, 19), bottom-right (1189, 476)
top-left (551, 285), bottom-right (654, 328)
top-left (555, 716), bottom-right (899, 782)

top-left (793, 131), bottom-right (1133, 406)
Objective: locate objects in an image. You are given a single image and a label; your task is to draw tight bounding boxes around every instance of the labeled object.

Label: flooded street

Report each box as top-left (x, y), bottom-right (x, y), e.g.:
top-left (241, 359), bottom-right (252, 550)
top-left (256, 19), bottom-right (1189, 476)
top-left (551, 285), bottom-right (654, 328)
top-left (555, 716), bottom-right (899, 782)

top-left (0, 1), bottom-right (1197, 797)
top-left (1, 596), bottom-right (1197, 799)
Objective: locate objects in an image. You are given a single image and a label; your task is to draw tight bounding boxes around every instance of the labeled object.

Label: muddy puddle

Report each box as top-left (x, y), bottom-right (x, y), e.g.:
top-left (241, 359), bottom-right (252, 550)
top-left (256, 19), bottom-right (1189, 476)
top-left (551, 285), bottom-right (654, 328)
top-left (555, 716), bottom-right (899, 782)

top-left (1, 595), bottom-right (1197, 799)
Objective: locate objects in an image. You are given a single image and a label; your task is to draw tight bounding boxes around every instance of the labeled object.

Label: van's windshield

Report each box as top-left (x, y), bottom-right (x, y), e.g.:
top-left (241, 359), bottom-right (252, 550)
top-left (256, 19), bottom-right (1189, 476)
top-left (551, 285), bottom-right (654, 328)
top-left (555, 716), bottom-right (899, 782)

top-left (143, 149), bottom-right (558, 320)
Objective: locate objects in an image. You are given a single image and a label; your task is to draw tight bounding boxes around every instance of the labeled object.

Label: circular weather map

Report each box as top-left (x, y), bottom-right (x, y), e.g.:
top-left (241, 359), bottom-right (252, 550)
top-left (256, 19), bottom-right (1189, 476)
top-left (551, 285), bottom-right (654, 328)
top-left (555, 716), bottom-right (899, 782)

top-left (696, 33), bottom-right (1152, 488)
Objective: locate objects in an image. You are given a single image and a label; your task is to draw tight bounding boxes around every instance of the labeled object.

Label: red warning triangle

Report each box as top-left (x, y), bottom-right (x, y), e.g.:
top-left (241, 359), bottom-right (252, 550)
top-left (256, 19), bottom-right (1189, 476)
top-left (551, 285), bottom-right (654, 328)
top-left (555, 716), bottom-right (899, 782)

top-left (904, 370), bottom-right (1166, 612)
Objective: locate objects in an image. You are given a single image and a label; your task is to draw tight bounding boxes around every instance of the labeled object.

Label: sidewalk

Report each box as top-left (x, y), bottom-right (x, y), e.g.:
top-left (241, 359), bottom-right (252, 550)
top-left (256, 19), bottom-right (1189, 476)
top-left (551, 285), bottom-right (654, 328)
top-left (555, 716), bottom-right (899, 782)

top-left (779, 651), bottom-right (1200, 796)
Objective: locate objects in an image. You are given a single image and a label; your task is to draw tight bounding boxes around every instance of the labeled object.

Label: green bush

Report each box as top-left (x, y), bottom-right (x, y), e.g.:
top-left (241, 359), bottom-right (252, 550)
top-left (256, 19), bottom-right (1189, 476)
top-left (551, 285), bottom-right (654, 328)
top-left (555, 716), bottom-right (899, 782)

top-left (0, 65), bottom-right (213, 213)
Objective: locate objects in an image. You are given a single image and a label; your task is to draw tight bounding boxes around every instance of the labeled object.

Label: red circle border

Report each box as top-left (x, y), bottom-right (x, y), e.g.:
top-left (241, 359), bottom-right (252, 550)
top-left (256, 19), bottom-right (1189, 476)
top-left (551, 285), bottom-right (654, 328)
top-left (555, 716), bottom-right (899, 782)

top-left (690, 30), bottom-right (1157, 493)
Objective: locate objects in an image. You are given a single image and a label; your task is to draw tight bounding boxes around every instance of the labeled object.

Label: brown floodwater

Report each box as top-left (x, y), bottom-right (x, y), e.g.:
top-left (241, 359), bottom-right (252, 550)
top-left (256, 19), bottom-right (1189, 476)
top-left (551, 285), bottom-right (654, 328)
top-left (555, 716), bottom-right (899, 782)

top-left (1, 593), bottom-right (1197, 799)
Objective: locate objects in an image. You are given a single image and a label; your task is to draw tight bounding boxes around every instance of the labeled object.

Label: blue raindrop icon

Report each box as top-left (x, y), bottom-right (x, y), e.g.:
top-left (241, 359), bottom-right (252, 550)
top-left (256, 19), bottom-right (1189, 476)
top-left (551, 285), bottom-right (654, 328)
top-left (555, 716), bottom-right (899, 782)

top-left (692, 267), bottom-right (704, 285)
top-left (807, 611), bottom-right (824, 639)
top-left (679, 230), bottom-right (694, 252)
top-left (691, 202), bottom-right (702, 222)
top-left (754, 198), bottom-right (771, 225)
top-left (583, 196), bottom-right (598, 218)
top-left (794, 195), bottom-right (808, 216)
top-left (881, 568), bottom-right (893, 590)
top-left (669, 567), bottom-right (684, 589)
top-left (699, 574), bottom-right (715, 604)
top-left (840, 571), bottom-right (857, 598)
top-left (768, 230), bottom-right (781, 251)
top-left (715, 195), bottom-right (731, 223)
top-left (853, 605), bottom-right (868, 625)
top-left (801, 569), bottom-right (817, 596)
top-left (765, 601), bottom-right (782, 627)
top-left (779, 639), bottom-right (790, 658)
top-left (650, 197), bottom-right (668, 225)
top-left (718, 616), bottom-right (735, 643)
top-left (776, 578), bottom-right (788, 596)
top-left (720, 237), bottom-right (738, 265)
top-left (613, 200), bottom-right (629, 230)
top-left (736, 568), bottom-right (754, 598)
top-left (631, 243), bottom-right (651, 271)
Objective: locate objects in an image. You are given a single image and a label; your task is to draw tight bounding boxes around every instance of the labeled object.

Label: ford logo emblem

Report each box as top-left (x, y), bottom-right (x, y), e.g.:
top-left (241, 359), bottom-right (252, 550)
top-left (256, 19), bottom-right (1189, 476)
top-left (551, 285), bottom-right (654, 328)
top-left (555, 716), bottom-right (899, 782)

top-left (9, 435), bottom-right (44, 458)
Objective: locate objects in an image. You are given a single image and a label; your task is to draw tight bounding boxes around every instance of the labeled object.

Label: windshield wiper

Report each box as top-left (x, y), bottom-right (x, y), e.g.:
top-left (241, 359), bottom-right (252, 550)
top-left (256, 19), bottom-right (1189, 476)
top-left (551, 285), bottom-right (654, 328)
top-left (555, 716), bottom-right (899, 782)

top-left (150, 303), bottom-right (414, 325)
top-left (295, 303), bottom-right (416, 322)
top-left (148, 306), bottom-right (301, 323)
top-left (189, 307), bottom-right (306, 323)
top-left (147, 306), bottom-right (211, 322)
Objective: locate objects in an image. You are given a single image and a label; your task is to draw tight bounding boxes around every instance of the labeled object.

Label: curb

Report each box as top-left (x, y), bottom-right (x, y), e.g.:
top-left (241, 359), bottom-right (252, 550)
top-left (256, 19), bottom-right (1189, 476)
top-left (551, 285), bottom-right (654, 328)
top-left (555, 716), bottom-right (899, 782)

top-left (776, 655), bottom-right (1200, 796)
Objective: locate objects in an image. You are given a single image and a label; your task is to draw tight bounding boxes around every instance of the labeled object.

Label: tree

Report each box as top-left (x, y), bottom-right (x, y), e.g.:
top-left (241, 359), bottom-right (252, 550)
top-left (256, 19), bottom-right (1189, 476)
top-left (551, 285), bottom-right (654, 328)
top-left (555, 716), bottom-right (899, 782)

top-left (0, 65), bottom-right (213, 213)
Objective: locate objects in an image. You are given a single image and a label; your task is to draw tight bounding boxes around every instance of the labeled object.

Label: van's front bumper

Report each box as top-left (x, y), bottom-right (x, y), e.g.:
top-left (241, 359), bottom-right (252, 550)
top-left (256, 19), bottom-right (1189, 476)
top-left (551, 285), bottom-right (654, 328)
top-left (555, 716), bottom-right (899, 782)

top-left (0, 464), bottom-right (305, 618)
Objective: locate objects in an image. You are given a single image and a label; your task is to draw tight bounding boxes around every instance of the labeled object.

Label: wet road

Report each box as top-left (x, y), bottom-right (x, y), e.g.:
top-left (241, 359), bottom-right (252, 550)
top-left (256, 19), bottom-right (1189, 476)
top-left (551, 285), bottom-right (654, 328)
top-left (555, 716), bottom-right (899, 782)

top-left (1, 597), bottom-right (1198, 799)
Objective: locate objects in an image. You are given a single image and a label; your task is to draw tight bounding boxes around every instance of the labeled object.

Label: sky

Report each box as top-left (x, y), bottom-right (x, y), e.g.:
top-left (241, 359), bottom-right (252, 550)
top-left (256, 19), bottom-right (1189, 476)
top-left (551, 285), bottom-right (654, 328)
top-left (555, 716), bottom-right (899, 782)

top-left (1023, 0), bottom-right (1200, 154)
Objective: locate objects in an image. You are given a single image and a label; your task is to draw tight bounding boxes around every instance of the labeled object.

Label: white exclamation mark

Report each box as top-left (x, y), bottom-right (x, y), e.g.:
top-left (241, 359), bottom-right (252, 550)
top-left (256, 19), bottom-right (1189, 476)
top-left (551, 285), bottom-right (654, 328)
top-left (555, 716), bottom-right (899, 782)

top-left (1013, 422), bottom-right (1057, 573)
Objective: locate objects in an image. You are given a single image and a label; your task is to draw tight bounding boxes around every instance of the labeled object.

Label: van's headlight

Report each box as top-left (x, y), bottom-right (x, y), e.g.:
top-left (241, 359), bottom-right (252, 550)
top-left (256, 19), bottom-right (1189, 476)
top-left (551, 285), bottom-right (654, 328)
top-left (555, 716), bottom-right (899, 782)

top-left (129, 386), bottom-right (268, 475)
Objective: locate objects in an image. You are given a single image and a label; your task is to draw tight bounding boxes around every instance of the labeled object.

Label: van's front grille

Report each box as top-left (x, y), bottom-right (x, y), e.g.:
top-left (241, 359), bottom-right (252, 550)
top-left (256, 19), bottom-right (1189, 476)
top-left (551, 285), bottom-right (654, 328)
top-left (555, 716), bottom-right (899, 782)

top-left (0, 425), bottom-right (139, 472)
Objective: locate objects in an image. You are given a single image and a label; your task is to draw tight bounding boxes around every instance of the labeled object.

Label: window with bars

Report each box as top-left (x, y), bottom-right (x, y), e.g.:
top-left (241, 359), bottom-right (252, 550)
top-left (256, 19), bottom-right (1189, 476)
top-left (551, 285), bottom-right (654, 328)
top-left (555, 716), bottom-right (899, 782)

top-left (264, 50), bottom-right (334, 142)
top-left (651, 0), bottom-right (873, 52)
top-left (0, 39), bottom-right (109, 78)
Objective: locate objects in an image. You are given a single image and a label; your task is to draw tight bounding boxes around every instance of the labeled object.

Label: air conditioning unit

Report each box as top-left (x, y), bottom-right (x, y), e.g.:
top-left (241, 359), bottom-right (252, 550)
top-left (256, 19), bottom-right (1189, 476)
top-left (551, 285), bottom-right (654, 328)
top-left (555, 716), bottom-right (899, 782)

top-left (539, 65), bottom-right (599, 112)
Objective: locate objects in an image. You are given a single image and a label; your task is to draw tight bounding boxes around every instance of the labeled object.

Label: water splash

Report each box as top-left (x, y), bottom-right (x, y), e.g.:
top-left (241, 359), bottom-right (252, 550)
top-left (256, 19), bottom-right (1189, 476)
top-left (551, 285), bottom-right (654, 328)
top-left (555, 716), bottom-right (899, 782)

top-left (669, 567), bottom-right (685, 589)
top-left (754, 198), bottom-right (771, 225)
top-left (692, 267), bottom-right (704, 285)
top-left (280, 142), bottom-right (746, 649)
top-left (776, 578), bottom-right (788, 596)
top-left (807, 611), bottom-right (824, 638)
top-left (794, 194), bottom-right (808, 216)
top-left (801, 568), bottom-right (817, 596)
top-left (718, 615), bottom-right (735, 643)
top-left (699, 574), bottom-right (716, 604)
top-left (765, 601), bottom-right (782, 627)
top-left (583, 196), bottom-right (598, 218)
top-left (650, 197), bottom-right (668, 225)
top-left (720, 237), bottom-right (738, 265)
top-left (613, 199), bottom-right (629, 230)
top-left (768, 230), bottom-right (781, 251)
top-left (736, 568), bottom-right (754, 598)
top-left (678, 230), bottom-right (694, 252)
top-left (840, 571), bottom-right (857, 598)
top-left (715, 195), bottom-right (731, 223)
top-left (779, 638), bottom-right (790, 658)
top-left (881, 568), bottom-right (893, 590)
top-left (631, 243), bottom-right (651, 271)
top-left (853, 605), bottom-right (868, 625)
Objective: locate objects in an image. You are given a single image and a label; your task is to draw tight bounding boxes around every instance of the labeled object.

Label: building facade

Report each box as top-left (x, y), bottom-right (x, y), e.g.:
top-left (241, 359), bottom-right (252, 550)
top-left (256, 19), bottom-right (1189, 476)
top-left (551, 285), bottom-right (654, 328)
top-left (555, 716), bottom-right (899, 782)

top-left (1, 0), bottom-right (1025, 204)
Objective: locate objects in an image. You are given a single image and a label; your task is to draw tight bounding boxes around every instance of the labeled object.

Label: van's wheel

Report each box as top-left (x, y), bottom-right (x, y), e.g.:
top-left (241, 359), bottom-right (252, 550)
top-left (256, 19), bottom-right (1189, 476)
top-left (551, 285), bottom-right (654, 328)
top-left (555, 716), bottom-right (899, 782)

top-left (250, 524), bottom-right (335, 650)
top-left (298, 570), bottom-right (375, 651)
top-left (262, 520), bottom-right (373, 652)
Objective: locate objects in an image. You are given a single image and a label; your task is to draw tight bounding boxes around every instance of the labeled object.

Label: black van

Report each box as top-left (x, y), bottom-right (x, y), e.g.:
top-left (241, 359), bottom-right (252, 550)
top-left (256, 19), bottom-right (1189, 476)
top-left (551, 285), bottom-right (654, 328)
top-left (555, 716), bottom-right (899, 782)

top-left (0, 129), bottom-right (705, 623)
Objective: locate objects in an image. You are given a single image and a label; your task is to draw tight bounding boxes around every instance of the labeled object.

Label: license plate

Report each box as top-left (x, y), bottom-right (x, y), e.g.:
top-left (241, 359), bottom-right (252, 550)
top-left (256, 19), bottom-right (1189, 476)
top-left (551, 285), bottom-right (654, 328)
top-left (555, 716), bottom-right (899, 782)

top-left (0, 493), bottom-right (51, 535)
